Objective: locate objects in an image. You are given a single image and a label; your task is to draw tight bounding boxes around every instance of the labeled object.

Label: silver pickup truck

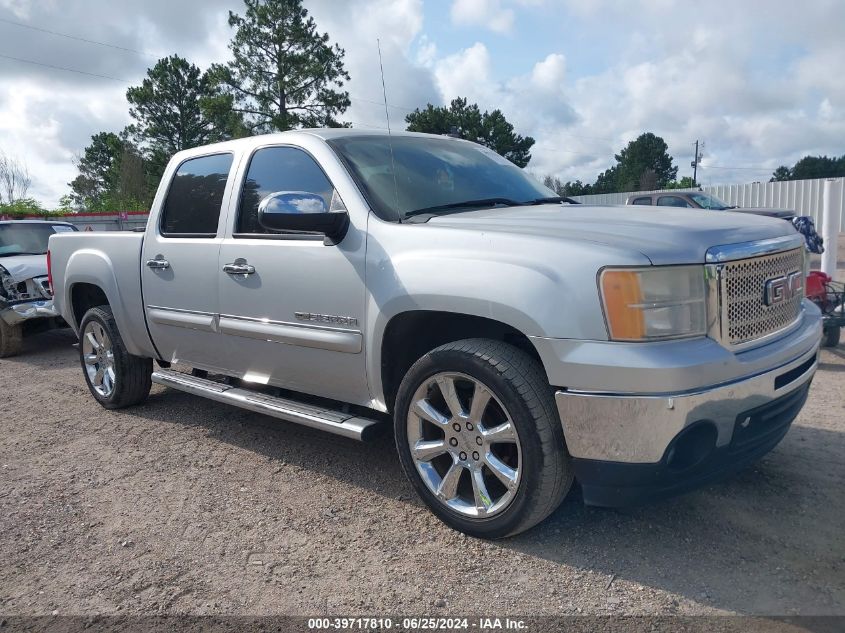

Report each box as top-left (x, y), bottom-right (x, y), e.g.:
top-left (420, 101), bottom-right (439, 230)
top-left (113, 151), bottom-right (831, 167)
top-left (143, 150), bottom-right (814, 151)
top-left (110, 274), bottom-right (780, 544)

top-left (49, 130), bottom-right (821, 537)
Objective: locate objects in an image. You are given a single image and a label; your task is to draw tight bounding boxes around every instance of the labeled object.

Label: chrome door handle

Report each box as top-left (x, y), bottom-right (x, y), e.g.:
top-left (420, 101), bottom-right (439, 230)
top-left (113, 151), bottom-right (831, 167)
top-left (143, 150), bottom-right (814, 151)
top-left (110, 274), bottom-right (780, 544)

top-left (223, 262), bottom-right (256, 275)
top-left (146, 258), bottom-right (170, 270)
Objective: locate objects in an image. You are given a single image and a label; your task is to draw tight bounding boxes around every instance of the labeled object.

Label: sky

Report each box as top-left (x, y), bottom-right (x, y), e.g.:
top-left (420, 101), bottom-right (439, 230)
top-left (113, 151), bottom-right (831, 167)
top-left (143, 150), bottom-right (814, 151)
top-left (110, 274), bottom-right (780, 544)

top-left (0, 0), bottom-right (843, 207)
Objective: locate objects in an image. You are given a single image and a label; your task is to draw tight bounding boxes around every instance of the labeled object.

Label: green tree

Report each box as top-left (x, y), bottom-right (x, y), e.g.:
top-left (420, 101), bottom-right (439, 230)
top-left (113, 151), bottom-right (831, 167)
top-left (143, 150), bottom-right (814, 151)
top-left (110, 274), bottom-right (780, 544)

top-left (406, 98), bottom-right (535, 168)
top-left (126, 55), bottom-right (246, 159)
top-left (69, 132), bottom-right (150, 211)
top-left (214, 0), bottom-right (351, 132)
top-left (665, 176), bottom-right (698, 190)
top-left (613, 133), bottom-right (677, 191)
top-left (770, 165), bottom-right (792, 182)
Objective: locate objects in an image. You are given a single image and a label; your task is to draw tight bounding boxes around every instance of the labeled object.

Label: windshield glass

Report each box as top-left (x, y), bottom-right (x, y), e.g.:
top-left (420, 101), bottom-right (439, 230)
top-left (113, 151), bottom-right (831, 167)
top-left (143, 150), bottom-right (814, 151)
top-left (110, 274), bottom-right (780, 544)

top-left (0, 223), bottom-right (74, 257)
top-left (690, 193), bottom-right (730, 210)
top-left (327, 135), bottom-right (555, 221)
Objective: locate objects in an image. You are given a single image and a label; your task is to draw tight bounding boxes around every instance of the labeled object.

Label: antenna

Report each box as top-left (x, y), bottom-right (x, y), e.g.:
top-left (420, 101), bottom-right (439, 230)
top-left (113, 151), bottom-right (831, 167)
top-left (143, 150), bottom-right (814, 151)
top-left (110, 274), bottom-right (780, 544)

top-left (377, 38), bottom-right (402, 220)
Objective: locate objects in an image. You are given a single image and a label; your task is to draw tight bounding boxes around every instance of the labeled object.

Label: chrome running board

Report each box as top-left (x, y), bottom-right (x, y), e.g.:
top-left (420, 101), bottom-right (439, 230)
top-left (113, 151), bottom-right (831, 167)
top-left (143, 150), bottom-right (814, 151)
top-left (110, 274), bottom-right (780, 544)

top-left (151, 369), bottom-right (384, 441)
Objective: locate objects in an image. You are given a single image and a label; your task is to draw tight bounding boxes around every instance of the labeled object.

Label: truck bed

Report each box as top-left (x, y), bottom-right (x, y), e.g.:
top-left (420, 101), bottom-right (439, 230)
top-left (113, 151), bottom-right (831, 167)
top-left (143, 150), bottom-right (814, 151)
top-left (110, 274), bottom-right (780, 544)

top-left (48, 231), bottom-right (157, 358)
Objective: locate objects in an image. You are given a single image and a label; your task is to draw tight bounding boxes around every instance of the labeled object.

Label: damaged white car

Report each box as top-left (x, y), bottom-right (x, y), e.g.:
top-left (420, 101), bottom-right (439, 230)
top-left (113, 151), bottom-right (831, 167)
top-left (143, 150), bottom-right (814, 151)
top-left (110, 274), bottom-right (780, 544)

top-left (0, 220), bottom-right (77, 357)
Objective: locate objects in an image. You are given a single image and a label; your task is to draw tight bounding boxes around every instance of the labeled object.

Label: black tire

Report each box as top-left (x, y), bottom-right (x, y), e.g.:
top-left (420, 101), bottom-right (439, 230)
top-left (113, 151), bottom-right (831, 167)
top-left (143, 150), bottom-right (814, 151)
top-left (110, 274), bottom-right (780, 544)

top-left (394, 338), bottom-right (573, 538)
top-left (823, 325), bottom-right (841, 348)
top-left (78, 305), bottom-right (152, 409)
top-left (0, 319), bottom-right (23, 358)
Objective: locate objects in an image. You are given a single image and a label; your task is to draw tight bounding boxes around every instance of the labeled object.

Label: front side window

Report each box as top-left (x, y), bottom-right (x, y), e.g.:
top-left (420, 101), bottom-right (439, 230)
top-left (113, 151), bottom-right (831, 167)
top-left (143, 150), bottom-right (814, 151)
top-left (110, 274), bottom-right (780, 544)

top-left (237, 146), bottom-right (336, 234)
top-left (689, 193), bottom-right (730, 210)
top-left (631, 197), bottom-right (652, 205)
top-left (160, 153), bottom-right (233, 236)
top-left (327, 135), bottom-right (555, 222)
top-left (656, 196), bottom-right (692, 208)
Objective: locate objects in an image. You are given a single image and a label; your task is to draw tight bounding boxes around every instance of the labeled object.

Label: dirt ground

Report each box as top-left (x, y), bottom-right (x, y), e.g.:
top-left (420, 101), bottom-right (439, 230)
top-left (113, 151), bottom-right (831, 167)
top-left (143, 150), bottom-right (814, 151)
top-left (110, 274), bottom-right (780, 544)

top-left (0, 332), bottom-right (842, 619)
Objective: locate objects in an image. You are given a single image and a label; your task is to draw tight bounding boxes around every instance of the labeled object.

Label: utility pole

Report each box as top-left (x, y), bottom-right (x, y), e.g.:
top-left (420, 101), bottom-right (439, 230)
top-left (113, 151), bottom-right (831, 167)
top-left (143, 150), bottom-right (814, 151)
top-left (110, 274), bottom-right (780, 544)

top-left (690, 140), bottom-right (702, 187)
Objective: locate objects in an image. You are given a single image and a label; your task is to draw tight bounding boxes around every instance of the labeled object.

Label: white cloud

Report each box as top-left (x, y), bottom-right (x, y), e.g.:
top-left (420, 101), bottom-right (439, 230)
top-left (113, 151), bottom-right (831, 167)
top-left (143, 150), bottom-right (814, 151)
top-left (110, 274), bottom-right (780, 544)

top-left (450, 0), bottom-right (515, 33)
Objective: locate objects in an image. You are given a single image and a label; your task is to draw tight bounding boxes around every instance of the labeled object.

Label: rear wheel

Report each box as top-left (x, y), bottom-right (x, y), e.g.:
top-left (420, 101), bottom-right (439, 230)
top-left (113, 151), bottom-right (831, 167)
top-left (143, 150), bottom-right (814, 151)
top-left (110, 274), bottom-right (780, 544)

top-left (394, 338), bottom-right (573, 538)
top-left (79, 305), bottom-right (152, 409)
top-left (0, 319), bottom-right (23, 358)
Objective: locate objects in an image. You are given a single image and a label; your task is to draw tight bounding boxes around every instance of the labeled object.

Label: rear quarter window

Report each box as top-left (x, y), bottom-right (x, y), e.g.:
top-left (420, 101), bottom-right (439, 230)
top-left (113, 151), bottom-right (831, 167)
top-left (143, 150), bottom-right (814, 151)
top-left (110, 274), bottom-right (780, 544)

top-left (631, 197), bottom-right (652, 205)
top-left (160, 153), bottom-right (233, 237)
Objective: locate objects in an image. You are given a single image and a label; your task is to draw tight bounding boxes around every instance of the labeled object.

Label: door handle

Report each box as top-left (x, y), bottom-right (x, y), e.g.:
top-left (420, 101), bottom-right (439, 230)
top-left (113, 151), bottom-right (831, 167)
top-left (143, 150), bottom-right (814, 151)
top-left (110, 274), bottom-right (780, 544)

top-left (223, 262), bottom-right (256, 275)
top-left (146, 258), bottom-right (170, 270)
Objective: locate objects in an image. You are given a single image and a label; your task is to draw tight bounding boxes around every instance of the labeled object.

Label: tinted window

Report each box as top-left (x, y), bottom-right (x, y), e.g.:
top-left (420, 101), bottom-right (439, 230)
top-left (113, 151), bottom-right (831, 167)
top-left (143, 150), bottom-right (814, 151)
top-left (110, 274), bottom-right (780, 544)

top-left (631, 197), bottom-right (652, 205)
top-left (160, 154), bottom-right (233, 236)
top-left (237, 147), bottom-right (335, 234)
top-left (656, 196), bottom-right (692, 208)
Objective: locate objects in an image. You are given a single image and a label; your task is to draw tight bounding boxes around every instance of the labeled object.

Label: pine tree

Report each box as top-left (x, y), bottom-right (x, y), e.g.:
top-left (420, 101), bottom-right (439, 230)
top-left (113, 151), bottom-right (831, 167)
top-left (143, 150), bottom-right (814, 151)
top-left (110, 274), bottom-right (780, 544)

top-left (214, 0), bottom-right (351, 132)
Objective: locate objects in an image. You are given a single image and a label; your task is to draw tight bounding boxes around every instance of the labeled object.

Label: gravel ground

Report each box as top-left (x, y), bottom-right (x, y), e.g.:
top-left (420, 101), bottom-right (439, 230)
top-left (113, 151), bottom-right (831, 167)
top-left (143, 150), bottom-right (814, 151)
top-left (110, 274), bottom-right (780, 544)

top-left (0, 330), bottom-right (842, 619)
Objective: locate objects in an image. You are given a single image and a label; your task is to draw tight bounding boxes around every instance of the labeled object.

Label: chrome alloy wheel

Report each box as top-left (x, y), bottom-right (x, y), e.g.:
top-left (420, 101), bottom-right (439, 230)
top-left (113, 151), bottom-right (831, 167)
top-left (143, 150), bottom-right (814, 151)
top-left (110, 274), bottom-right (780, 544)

top-left (82, 320), bottom-right (116, 398)
top-left (407, 372), bottom-right (522, 518)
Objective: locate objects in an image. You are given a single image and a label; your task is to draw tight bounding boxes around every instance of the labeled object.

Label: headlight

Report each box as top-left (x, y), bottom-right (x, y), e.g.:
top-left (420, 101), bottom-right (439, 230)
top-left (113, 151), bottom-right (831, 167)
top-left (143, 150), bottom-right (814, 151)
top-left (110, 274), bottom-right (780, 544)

top-left (599, 265), bottom-right (707, 341)
top-left (0, 264), bottom-right (21, 301)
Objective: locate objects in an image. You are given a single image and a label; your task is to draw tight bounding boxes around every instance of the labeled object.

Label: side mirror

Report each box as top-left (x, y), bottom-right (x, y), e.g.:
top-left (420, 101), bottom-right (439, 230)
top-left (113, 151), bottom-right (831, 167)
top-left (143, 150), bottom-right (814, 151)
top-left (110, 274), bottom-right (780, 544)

top-left (257, 191), bottom-right (349, 243)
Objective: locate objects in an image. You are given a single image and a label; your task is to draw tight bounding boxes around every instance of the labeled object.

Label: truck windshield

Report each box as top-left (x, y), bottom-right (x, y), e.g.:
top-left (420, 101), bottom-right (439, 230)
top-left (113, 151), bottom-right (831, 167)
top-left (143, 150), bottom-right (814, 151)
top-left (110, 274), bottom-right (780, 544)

top-left (327, 135), bottom-right (556, 221)
top-left (689, 193), bottom-right (732, 210)
top-left (0, 223), bottom-right (73, 257)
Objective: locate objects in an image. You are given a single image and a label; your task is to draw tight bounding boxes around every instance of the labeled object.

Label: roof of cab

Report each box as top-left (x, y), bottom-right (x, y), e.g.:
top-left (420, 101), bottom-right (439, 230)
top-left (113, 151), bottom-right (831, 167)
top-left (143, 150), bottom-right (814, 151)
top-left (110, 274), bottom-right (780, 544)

top-left (170, 128), bottom-right (462, 160)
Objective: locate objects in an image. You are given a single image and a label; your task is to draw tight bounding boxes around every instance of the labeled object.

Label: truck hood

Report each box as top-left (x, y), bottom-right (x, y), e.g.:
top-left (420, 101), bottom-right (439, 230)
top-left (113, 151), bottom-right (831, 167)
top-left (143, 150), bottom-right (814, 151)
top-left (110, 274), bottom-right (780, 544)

top-left (427, 204), bottom-right (797, 265)
top-left (0, 254), bottom-right (47, 282)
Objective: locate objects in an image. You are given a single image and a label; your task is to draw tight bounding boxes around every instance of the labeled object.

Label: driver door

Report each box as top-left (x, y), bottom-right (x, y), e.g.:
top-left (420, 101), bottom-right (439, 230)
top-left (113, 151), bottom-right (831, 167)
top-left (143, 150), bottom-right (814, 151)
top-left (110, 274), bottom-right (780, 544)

top-left (216, 144), bottom-right (369, 405)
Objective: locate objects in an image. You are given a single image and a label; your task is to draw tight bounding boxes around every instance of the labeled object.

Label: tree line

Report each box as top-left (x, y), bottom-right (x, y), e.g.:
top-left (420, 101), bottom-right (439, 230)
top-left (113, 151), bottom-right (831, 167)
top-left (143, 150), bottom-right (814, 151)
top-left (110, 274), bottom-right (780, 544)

top-left (3, 0), bottom-right (842, 215)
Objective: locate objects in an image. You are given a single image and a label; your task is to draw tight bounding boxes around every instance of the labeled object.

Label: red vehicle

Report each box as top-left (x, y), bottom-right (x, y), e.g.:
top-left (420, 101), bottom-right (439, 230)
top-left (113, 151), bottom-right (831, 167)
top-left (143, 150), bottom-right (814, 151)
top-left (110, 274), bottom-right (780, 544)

top-left (806, 271), bottom-right (844, 347)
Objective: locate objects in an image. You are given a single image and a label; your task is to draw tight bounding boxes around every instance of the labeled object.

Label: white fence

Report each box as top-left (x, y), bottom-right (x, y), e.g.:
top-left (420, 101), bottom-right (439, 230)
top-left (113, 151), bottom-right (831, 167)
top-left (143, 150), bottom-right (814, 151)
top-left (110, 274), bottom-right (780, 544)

top-left (571, 177), bottom-right (845, 231)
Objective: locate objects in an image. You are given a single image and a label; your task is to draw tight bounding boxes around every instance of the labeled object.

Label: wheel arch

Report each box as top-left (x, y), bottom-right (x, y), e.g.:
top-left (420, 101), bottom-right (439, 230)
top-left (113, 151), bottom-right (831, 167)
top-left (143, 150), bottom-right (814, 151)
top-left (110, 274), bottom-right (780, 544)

top-left (376, 309), bottom-right (547, 414)
top-left (63, 249), bottom-right (156, 358)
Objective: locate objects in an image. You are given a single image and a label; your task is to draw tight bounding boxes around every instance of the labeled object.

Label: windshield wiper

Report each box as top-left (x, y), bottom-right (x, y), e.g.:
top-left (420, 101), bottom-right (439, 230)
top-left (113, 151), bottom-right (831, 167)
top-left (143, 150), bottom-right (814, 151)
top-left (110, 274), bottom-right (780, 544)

top-left (403, 197), bottom-right (523, 220)
top-left (0, 251), bottom-right (45, 257)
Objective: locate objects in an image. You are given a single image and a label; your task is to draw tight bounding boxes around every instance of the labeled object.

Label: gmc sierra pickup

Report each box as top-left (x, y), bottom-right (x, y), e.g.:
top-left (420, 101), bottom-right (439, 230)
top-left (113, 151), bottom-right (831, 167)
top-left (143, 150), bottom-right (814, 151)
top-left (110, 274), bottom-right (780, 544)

top-left (49, 130), bottom-right (821, 537)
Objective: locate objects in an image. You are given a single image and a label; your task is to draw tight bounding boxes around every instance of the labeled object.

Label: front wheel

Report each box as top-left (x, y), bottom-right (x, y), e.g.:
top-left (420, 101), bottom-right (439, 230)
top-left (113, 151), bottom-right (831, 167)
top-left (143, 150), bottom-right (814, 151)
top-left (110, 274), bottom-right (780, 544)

top-left (79, 305), bottom-right (152, 409)
top-left (822, 325), bottom-right (840, 348)
top-left (394, 339), bottom-right (573, 538)
top-left (0, 319), bottom-right (23, 358)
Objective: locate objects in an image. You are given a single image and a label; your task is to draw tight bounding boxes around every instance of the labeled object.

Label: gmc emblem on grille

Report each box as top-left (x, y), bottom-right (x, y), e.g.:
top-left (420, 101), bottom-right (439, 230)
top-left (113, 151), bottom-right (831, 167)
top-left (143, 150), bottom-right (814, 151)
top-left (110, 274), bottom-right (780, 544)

top-left (764, 271), bottom-right (803, 306)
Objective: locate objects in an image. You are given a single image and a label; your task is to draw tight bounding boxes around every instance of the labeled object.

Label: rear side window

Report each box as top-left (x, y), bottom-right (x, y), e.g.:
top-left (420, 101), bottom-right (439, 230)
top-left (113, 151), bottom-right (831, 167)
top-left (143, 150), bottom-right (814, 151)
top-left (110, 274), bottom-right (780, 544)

top-left (160, 153), bottom-right (233, 236)
top-left (656, 195), bottom-right (692, 208)
top-left (236, 146), bottom-right (335, 235)
top-left (631, 197), bottom-right (652, 205)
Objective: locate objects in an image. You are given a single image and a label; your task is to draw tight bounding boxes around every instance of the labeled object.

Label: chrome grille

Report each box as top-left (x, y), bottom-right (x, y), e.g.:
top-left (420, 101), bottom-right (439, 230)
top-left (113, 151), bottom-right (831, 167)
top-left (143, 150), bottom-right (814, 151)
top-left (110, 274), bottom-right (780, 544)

top-left (720, 248), bottom-right (803, 346)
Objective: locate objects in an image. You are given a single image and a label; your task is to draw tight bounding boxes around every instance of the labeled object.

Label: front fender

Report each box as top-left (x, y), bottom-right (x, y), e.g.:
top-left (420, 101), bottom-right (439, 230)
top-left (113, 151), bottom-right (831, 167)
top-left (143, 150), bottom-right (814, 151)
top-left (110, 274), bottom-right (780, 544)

top-left (363, 220), bottom-right (649, 409)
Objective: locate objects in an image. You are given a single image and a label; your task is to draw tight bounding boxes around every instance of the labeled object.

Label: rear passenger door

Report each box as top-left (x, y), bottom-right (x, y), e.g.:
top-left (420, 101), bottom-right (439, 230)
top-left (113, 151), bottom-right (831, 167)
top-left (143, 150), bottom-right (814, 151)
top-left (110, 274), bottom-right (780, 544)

top-left (141, 152), bottom-right (235, 371)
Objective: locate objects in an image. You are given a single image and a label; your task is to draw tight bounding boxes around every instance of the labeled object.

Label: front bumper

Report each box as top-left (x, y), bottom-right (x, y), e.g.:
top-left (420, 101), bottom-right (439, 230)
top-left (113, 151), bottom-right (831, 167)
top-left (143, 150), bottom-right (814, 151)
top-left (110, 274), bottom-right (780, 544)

top-left (552, 317), bottom-right (820, 507)
top-left (0, 299), bottom-right (59, 326)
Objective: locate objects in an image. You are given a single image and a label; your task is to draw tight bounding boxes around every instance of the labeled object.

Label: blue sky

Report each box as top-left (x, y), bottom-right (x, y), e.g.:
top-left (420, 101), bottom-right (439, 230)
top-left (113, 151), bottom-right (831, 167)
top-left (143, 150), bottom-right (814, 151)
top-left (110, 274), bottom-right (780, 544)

top-left (0, 0), bottom-right (843, 205)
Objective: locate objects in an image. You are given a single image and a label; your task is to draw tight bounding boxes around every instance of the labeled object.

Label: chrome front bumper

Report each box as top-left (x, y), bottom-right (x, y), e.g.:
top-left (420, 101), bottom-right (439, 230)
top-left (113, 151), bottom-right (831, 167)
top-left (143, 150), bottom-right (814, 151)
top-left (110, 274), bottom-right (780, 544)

top-left (555, 342), bottom-right (819, 464)
top-left (0, 299), bottom-right (59, 326)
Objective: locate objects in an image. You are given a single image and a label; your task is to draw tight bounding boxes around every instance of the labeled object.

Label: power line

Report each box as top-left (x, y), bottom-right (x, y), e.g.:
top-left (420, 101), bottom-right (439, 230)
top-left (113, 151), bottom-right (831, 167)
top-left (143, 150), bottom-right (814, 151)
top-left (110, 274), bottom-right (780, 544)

top-left (0, 52), bottom-right (131, 83)
top-left (0, 16), bottom-right (160, 59)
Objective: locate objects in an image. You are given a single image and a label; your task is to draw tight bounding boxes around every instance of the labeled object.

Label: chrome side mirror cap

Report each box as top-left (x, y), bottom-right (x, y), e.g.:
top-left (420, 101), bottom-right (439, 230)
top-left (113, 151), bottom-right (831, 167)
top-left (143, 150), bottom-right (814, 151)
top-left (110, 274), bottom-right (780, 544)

top-left (257, 191), bottom-right (349, 243)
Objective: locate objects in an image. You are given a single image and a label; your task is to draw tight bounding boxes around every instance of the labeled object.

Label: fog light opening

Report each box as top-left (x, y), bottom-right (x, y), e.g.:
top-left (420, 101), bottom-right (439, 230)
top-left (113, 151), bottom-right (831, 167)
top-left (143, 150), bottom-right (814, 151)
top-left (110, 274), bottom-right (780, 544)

top-left (665, 422), bottom-right (718, 472)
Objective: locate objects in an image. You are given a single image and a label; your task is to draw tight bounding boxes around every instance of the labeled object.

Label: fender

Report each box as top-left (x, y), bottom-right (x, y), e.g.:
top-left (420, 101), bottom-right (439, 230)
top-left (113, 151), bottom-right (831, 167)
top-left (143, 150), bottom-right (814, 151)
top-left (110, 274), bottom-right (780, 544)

top-left (63, 248), bottom-right (157, 358)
